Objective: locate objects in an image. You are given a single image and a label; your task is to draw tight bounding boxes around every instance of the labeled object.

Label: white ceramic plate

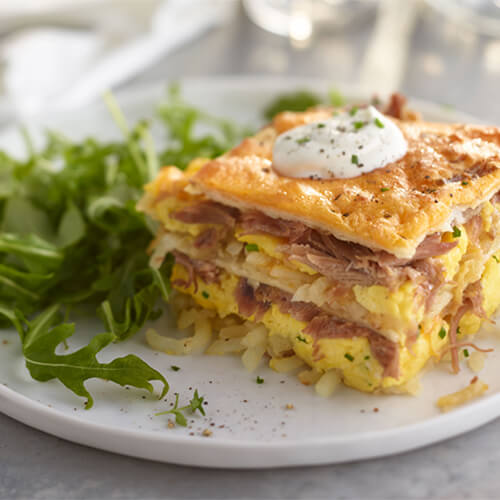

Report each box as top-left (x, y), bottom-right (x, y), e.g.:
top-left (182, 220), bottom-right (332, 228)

top-left (0, 77), bottom-right (498, 469)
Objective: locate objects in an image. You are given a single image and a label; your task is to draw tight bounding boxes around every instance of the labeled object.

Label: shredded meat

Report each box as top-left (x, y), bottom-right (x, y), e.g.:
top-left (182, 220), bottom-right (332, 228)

top-left (172, 250), bottom-right (220, 293)
top-left (384, 92), bottom-right (407, 119)
top-left (463, 280), bottom-right (486, 319)
top-left (447, 280), bottom-right (486, 373)
top-left (193, 228), bottom-right (220, 249)
top-left (234, 278), bottom-right (270, 320)
top-left (254, 284), bottom-right (321, 322)
top-left (304, 315), bottom-right (399, 378)
top-left (411, 234), bottom-right (458, 260)
top-left (464, 215), bottom-right (482, 246)
top-left (240, 211), bottom-right (307, 240)
top-left (173, 202), bottom-right (461, 296)
top-left (172, 201), bottom-right (238, 227)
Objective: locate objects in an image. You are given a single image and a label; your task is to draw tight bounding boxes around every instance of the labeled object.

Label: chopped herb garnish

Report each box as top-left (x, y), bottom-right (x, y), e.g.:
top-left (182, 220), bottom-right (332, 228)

top-left (457, 326), bottom-right (461, 334)
top-left (353, 121), bottom-right (365, 130)
top-left (374, 117), bottom-right (385, 128)
top-left (438, 327), bottom-right (447, 339)
top-left (493, 255), bottom-right (500, 263)
top-left (156, 390), bottom-right (206, 426)
top-left (245, 243), bottom-right (259, 252)
top-left (296, 136), bottom-right (311, 145)
top-left (256, 376), bottom-right (264, 384)
top-left (201, 291), bottom-right (210, 299)
top-left (462, 181), bottom-right (469, 186)
top-left (344, 353), bottom-right (354, 362)
top-left (351, 154), bottom-right (359, 165)
top-left (349, 106), bottom-right (358, 116)
top-left (452, 226), bottom-right (461, 238)
top-left (380, 187), bottom-right (390, 192)
top-left (364, 355), bottom-right (370, 360)
top-left (317, 123), bottom-right (326, 129)
top-left (463, 349), bottom-right (470, 358)
top-left (171, 365), bottom-right (180, 372)
top-left (296, 335), bottom-right (308, 343)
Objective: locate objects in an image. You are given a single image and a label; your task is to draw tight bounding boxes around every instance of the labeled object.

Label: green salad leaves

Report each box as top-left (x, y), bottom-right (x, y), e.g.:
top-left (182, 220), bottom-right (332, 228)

top-left (0, 84), bottom-right (333, 409)
top-left (0, 85), bottom-right (250, 407)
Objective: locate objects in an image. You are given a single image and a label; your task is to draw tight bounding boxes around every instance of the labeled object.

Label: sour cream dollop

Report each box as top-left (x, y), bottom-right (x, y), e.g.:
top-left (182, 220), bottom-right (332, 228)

top-left (272, 106), bottom-right (407, 179)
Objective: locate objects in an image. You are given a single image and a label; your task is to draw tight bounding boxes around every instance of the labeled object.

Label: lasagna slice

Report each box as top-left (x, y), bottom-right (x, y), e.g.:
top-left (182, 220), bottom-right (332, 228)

top-left (139, 102), bottom-right (500, 394)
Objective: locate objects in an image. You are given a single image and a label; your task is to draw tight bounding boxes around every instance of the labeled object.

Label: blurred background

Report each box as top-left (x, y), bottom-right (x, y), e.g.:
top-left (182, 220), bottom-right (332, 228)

top-left (0, 0), bottom-right (499, 123)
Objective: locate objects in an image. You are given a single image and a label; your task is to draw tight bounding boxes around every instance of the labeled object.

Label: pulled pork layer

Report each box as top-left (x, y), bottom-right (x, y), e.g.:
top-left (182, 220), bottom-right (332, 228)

top-left (172, 250), bottom-right (399, 378)
top-left (172, 201), bottom-right (456, 292)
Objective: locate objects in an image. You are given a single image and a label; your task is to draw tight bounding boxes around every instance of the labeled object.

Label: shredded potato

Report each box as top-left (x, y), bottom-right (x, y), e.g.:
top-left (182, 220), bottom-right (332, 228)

top-left (241, 325), bottom-right (268, 372)
top-left (315, 370), bottom-right (341, 397)
top-left (467, 352), bottom-right (485, 373)
top-left (436, 378), bottom-right (489, 412)
top-left (298, 368), bottom-right (322, 386)
top-left (206, 337), bottom-right (245, 355)
top-left (145, 328), bottom-right (190, 355)
top-left (269, 355), bottom-right (305, 373)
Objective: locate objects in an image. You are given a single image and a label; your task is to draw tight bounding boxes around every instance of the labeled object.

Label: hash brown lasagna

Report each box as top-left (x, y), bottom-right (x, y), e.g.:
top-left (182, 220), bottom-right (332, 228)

top-left (139, 97), bottom-right (500, 394)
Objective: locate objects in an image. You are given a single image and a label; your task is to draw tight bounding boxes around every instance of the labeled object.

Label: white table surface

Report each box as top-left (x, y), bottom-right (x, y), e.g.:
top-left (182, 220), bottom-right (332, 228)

top-left (2, 4), bottom-right (500, 499)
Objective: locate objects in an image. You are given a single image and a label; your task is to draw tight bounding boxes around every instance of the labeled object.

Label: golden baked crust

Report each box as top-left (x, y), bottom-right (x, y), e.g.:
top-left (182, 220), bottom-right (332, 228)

top-left (188, 109), bottom-right (500, 258)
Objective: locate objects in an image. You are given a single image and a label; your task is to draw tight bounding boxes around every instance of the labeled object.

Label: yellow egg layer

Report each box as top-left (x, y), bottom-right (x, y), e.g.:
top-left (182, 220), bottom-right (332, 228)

top-left (170, 264), bottom-right (453, 393)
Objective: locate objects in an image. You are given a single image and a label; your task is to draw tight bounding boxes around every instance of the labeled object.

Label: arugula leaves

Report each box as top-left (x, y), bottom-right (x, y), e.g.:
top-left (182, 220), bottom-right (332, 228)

top-left (0, 85), bottom-right (249, 407)
top-left (6, 304), bottom-right (168, 409)
top-left (0, 84), bottom-right (326, 409)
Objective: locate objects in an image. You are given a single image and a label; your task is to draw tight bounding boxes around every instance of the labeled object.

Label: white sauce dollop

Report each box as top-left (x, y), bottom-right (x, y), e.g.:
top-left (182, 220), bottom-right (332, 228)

top-left (272, 106), bottom-right (408, 179)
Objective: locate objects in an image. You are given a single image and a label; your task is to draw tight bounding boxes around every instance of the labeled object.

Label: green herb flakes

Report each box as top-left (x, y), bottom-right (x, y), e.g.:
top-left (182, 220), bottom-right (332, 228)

top-left (353, 121), bottom-right (365, 130)
top-left (296, 137), bottom-right (311, 145)
top-left (201, 291), bottom-right (210, 299)
top-left (245, 243), bottom-right (259, 252)
top-left (351, 154), bottom-right (359, 165)
top-left (374, 117), bottom-right (385, 128)
top-left (296, 335), bottom-right (308, 344)
top-left (438, 327), bottom-right (447, 339)
top-left (452, 226), bottom-right (461, 238)
top-left (380, 187), bottom-right (390, 192)
top-left (463, 349), bottom-right (470, 358)
top-left (349, 106), bottom-right (358, 116)
top-left (171, 365), bottom-right (180, 372)
top-left (344, 353), bottom-right (354, 362)
top-left (256, 376), bottom-right (264, 384)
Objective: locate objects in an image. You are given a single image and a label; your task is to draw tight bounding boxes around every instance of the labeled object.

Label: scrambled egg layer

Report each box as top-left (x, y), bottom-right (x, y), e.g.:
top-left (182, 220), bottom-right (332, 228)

top-left (171, 264), bottom-right (451, 393)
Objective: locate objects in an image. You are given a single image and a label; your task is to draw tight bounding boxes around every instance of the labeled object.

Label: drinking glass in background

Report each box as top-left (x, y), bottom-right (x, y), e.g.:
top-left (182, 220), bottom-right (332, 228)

top-left (425, 0), bottom-right (500, 36)
top-left (242, 0), bottom-right (380, 42)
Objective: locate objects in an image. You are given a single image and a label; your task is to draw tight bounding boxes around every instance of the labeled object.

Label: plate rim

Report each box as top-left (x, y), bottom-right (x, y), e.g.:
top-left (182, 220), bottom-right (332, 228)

top-left (0, 75), bottom-right (494, 468)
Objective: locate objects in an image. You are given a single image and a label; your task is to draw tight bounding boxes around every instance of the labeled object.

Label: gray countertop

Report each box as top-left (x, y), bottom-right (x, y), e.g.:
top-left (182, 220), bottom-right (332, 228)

top-left (2, 4), bottom-right (500, 500)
